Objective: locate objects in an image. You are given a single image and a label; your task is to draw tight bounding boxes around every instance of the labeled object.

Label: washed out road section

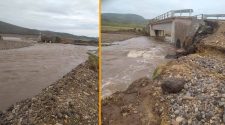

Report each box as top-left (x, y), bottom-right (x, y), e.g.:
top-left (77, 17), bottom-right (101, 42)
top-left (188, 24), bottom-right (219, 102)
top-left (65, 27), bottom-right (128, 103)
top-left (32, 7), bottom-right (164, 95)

top-left (0, 43), bottom-right (96, 110)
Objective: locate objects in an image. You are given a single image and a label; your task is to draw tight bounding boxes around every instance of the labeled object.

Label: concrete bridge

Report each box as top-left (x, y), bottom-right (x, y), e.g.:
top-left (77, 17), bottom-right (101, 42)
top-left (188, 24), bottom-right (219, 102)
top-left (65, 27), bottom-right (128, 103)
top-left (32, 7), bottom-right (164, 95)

top-left (147, 9), bottom-right (225, 49)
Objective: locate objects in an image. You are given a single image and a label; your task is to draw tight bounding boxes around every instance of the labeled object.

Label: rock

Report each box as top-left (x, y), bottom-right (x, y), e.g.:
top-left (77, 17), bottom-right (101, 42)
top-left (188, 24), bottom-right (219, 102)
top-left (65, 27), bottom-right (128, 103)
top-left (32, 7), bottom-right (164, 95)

top-left (171, 119), bottom-right (179, 125)
top-left (161, 78), bottom-right (186, 93)
top-left (188, 119), bottom-right (192, 125)
top-left (223, 112), bottom-right (225, 122)
top-left (182, 96), bottom-right (194, 100)
top-left (174, 110), bottom-right (180, 115)
top-left (196, 112), bottom-right (203, 121)
top-left (133, 110), bottom-right (138, 114)
top-left (56, 112), bottom-right (63, 119)
top-left (176, 49), bottom-right (189, 57)
top-left (122, 112), bottom-right (128, 117)
top-left (165, 54), bottom-right (178, 59)
top-left (182, 119), bottom-right (188, 125)
top-left (55, 123), bottom-right (63, 125)
top-left (195, 107), bottom-right (198, 112)
top-left (176, 116), bottom-right (184, 123)
top-left (218, 102), bottom-right (225, 107)
top-left (205, 112), bottom-right (213, 119)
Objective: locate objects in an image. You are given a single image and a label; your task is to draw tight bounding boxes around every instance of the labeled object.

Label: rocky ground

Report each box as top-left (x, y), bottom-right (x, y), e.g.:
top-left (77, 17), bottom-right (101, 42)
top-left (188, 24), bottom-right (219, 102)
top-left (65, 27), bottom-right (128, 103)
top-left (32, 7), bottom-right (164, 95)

top-left (0, 55), bottom-right (98, 125)
top-left (102, 21), bottom-right (225, 125)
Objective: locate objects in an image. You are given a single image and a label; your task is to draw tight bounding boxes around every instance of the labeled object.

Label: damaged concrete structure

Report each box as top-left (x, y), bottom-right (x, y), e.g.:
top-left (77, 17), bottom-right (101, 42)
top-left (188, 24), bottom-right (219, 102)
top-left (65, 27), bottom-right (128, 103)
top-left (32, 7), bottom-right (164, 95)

top-left (147, 9), bottom-right (225, 49)
top-left (148, 9), bottom-right (203, 48)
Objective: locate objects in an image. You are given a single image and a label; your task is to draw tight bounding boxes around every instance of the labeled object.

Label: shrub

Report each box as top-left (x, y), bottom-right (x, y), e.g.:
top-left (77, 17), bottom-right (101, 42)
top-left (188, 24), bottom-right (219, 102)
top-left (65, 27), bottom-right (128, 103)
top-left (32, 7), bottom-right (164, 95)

top-left (87, 52), bottom-right (98, 72)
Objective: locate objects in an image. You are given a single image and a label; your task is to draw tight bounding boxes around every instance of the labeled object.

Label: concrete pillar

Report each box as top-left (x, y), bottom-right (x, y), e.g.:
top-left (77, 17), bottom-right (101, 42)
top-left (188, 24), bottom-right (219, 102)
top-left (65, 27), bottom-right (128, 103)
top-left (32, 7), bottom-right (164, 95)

top-left (171, 21), bottom-right (176, 43)
top-left (149, 25), bottom-right (156, 36)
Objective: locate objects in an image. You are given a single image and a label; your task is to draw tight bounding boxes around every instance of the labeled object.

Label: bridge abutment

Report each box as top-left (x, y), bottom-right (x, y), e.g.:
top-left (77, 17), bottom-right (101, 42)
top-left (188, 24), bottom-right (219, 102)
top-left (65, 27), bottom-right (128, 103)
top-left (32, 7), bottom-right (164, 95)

top-left (149, 17), bottom-right (202, 49)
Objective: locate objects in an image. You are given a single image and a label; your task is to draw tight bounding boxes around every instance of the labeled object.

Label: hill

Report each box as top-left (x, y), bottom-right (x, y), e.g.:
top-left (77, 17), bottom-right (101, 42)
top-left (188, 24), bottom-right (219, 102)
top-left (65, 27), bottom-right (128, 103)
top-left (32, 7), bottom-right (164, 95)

top-left (0, 21), bottom-right (97, 41)
top-left (102, 13), bottom-right (148, 27)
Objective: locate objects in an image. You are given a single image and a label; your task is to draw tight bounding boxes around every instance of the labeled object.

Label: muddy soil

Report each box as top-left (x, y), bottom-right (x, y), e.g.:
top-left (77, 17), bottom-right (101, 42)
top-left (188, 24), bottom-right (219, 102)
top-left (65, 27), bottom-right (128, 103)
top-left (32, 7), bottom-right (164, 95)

top-left (0, 59), bottom-right (98, 125)
top-left (0, 43), bottom-right (96, 110)
top-left (103, 77), bottom-right (166, 125)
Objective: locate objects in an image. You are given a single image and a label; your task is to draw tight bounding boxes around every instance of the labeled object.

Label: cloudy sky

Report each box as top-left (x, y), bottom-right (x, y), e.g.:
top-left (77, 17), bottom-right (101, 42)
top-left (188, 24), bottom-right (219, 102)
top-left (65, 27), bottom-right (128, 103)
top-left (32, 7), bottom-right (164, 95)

top-left (0, 0), bottom-right (98, 37)
top-left (102, 0), bottom-right (225, 19)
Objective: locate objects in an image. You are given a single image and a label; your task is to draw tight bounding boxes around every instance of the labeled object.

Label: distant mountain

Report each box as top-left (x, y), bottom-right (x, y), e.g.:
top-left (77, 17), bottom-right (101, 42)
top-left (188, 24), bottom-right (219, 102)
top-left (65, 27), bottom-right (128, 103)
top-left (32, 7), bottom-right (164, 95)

top-left (102, 13), bottom-right (148, 27)
top-left (0, 21), bottom-right (97, 41)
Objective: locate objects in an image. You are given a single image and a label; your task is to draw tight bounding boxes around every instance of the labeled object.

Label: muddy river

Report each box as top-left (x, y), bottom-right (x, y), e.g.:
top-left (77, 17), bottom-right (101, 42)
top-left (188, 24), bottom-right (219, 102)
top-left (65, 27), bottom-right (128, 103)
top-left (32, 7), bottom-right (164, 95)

top-left (0, 43), bottom-right (96, 110)
top-left (102, 36), bottom-right (175, 98)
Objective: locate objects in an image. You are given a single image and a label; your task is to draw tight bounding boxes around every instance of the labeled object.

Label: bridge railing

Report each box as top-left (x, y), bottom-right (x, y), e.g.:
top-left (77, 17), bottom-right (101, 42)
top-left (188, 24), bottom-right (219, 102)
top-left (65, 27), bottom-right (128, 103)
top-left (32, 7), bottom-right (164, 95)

top-left (195, 14), bottom-right (225, 20)
top-left (149, 9), bottom-right (193, 23)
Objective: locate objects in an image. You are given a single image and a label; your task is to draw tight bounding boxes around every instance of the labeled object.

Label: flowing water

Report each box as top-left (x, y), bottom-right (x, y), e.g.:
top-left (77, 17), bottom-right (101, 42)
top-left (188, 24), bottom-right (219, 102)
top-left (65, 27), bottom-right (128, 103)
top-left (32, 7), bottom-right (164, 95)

top-left (102, 36), bottom-right (175, 98)
top-left (0, 43), bottom-right (96, 110)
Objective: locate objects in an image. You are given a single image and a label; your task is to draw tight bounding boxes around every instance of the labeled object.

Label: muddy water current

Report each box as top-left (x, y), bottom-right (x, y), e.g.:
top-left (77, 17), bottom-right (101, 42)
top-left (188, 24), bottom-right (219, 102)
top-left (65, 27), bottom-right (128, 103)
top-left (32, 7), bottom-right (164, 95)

top-left (0, 43), bottom-right (96, 110)
top-left (102, 36), bottom-right (175, 98)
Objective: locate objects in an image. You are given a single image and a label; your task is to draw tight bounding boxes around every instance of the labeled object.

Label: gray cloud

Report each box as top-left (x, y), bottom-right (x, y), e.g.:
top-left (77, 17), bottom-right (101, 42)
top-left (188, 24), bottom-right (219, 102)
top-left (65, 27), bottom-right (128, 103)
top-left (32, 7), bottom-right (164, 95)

top-left (0, 0), bottom-right (98, 37)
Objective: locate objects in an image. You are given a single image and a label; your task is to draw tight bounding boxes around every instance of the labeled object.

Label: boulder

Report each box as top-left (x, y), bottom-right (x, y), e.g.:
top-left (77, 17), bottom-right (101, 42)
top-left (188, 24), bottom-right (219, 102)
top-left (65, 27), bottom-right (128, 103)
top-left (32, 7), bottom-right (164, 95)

top-left (161, 78), bottom-right (186, 93)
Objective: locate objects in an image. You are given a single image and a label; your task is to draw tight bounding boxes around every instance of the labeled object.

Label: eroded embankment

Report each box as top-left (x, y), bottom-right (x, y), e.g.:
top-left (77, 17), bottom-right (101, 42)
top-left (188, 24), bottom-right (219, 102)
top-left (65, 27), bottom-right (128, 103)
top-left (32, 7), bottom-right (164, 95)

top-left (102, 21), bottom-right (225, 125)
top-left (0, 54), bottom-right (98, 125)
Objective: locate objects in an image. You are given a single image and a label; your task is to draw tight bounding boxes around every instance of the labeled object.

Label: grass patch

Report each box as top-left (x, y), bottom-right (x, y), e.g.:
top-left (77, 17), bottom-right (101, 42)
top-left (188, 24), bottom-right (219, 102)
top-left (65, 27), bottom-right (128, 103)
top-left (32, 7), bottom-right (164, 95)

top-left (102, 25), bottom-right (143, 32)
top-left (87, 52), bottom-right (98, 72)
top-left (152, 64), bottom-right (166, 80)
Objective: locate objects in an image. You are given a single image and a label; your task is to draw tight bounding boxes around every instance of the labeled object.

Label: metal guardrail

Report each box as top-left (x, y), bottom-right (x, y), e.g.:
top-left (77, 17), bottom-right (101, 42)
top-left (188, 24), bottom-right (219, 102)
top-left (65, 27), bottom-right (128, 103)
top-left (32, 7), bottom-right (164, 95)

top-left (195, 14), bottom-right (225, 20)
top-left (150, 9), bottom-right (193, 23)
top-left (149, 9), bottom-right (225, 24)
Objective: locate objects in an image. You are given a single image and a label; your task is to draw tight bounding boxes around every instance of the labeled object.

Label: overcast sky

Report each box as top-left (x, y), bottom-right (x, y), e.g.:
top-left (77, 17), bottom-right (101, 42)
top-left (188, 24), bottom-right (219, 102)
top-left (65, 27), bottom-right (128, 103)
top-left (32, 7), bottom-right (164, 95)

top-left (102, 0), bottom-right (225, 19)
top-left (0, 0), bottom-right (98, 37)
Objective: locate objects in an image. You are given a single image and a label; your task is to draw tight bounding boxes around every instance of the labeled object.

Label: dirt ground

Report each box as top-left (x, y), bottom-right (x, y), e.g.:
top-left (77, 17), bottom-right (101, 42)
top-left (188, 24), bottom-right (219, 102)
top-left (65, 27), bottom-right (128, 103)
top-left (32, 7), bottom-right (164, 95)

top-left (102, 77), bottom-right (169, 125)
top-left (0, 58), bottom-right (98, 125)
top-left (102, 33), bottom-right (139, 43)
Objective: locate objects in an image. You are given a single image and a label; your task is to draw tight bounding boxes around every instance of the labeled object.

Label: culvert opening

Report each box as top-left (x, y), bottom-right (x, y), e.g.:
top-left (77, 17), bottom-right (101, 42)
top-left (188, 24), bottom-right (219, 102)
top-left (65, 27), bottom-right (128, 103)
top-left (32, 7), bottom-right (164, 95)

top-left (176, 39), bottom-right (181, 48)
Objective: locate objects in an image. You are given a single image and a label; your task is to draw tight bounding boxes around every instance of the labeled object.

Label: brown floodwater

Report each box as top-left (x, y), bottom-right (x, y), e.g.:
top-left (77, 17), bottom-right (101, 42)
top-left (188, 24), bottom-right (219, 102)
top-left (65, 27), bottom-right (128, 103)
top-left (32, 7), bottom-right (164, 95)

top-left (102, 36), bottom-right (175, 98)
top-left (0, 43), bottom-right (96, 110)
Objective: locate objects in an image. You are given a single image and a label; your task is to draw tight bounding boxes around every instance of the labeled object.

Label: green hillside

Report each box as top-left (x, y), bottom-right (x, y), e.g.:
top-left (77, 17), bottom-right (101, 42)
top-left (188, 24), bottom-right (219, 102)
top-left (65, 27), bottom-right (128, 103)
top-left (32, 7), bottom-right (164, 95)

top-left (0, 21), bottom-right (97, 41)
top-left (102, 13), bottom-right (148, 27)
